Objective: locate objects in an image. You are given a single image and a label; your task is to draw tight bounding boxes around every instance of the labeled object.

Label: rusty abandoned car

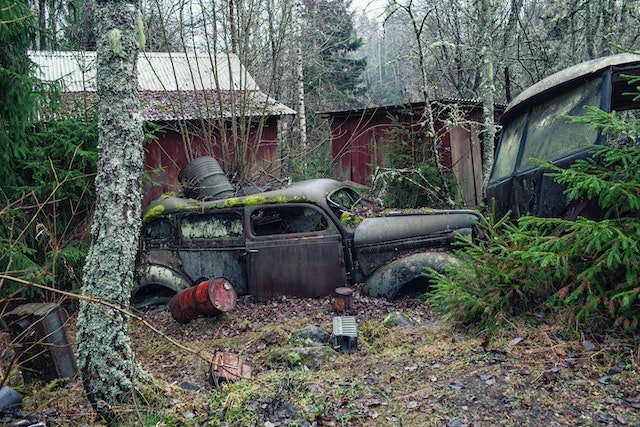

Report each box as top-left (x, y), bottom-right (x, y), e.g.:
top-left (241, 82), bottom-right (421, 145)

top-left (134, 53), bottom-right (640, 307)
top-left (487, 53), bottom-right (640, 219)
top-left (134, 164), bottom-right (479, 307)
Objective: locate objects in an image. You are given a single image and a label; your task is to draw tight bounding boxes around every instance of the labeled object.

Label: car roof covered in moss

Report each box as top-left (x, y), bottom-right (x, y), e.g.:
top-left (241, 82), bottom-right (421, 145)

top-left (142, 178), bottom-right (348, 223)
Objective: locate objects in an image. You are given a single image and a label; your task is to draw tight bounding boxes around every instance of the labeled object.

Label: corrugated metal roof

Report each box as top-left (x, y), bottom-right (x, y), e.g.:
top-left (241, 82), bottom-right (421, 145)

top-left (29, 50), bottom-right (295, 119)
top-left (29, 50), bottom-right (260, 92)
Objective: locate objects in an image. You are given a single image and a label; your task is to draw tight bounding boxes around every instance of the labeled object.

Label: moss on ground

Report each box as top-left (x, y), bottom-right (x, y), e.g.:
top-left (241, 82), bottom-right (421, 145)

top-left (4, 300), bottom-right (640, 426)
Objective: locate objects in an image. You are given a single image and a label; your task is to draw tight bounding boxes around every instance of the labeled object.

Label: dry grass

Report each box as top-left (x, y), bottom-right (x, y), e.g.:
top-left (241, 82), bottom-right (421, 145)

top-left (2, 292), bottom-right (640, 426)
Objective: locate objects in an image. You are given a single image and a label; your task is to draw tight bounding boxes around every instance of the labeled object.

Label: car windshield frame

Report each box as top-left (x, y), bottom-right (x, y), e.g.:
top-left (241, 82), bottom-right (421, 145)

top-left (327, 187), bottom-right (363, 213)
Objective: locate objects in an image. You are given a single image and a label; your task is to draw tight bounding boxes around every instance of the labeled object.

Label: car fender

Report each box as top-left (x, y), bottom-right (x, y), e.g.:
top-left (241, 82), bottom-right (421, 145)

top-left (134, 263), bottom-right (192, 296)
top-left (362, 252), bottom-right (457, 299)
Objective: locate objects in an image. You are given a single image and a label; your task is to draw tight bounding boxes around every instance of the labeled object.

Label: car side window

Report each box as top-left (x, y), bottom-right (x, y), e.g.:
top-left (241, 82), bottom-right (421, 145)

top-left (251, 205), bottom-right (328, 236)
top-left (180, 212), bottom-right (243, 242)
top-left (143, 218), bottom-right (172, 245)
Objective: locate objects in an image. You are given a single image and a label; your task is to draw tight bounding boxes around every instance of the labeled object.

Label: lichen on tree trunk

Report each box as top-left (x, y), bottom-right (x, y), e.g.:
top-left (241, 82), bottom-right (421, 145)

top-left (75, 0), bottom-right (145, 422)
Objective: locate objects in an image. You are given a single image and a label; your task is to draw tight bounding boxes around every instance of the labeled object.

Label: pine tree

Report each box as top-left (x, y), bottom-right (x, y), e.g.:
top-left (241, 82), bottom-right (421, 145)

top-left (0, 0), bottom-right (39, 186)
top-left (428, 100), bottom-right (640, 332)
top-left (301, 0), bottom-right (366, 109)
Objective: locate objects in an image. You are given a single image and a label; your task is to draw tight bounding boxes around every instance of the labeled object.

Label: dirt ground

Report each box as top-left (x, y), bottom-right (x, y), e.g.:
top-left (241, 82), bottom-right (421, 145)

top-left (2, 288), bottom-right (640, 426)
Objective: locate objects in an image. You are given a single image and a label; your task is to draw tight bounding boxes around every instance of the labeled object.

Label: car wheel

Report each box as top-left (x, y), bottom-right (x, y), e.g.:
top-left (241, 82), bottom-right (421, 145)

top-left (131, 284), bottom-right (177, 310)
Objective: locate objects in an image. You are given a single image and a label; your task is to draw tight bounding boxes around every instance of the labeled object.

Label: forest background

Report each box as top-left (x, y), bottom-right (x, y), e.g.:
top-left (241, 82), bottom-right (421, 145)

top-left (3, 0), bottom-right (640, 333)
top-left (2, 1), bottom-right (640, 424)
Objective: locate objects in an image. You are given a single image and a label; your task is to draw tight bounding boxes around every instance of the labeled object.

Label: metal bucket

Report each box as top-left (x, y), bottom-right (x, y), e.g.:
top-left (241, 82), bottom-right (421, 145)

top-left (5, 303), bottom-right (78, 383)
top-left (178, 156), bottom-right (235, 200)
top-left (169, 278), bottom-right (237, 323)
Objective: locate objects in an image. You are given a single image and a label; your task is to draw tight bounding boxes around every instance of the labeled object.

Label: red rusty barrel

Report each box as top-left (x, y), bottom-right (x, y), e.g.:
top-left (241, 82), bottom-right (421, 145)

top-left (333, 287), bottom-right (354, 313)
top-left (169, 278), bottom-right (237, 323)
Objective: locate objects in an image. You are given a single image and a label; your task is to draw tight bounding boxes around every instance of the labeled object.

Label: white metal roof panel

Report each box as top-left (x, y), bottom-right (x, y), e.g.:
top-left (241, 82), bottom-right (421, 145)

top-left (29, 50), bottom-right (295, 119)
top-left (29, 50), bottom-right (259, 92)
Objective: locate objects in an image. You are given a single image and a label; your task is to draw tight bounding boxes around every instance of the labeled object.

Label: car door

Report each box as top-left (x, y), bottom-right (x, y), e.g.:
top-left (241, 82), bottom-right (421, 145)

top-left (245, 203), bottom-right (347, 300)
top-left (176, 209), bottom-right (249, 294)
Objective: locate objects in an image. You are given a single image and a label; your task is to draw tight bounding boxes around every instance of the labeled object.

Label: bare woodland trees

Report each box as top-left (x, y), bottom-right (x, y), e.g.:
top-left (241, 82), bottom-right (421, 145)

top-left (24, 0), bottom-right (640, 114)
top-left (356, 0), bottom-right (640, 191)
top-left (386, 0), bottom-right (454, 204)
top-left (360, 0), bottom-right (640, 106)
top-left (75, 0), bottom-right (145, 420)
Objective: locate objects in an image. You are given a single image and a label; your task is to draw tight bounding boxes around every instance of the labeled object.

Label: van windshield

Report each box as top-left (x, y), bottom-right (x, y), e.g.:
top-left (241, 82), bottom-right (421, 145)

top-left (518, 77), bottom-right (602, 171)
top-left (491, 77), bottom-right (603, 182)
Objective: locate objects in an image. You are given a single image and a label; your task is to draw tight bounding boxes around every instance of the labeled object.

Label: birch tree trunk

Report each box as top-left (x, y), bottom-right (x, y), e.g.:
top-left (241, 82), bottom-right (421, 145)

top-left (478, 0), bottom-right (498, 192)
top-left (75, 0), bottom-right (145, 421)
top-left (294, 0), bottom-right (308, 172)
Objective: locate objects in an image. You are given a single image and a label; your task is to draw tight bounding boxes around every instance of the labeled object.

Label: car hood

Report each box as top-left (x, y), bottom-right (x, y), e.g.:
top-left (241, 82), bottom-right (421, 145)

top-left (353, 209), bottom-right (480, 248)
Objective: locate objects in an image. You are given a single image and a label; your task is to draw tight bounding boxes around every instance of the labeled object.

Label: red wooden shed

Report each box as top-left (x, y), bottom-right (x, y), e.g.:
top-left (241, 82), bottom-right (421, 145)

top-left (30, 51), bottom-right (295, 206)
top-left (325, 100), bottom-right (504, 206)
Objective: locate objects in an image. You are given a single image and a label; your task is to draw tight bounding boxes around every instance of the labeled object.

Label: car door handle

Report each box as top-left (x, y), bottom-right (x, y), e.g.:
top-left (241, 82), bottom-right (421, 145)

top-left (246, 249), bottom-right (258, 254)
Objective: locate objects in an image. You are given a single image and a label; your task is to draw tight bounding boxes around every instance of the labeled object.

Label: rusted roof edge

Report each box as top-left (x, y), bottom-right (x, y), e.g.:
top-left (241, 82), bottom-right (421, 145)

top-left (320, 98), bottom-right (506, 119)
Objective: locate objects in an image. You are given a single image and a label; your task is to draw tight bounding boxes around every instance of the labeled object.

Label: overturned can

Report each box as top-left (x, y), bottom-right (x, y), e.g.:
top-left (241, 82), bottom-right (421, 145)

top-left (333, 287), bottom-right (354, 313)
top-left (169, 278), bottom-right (237, 323)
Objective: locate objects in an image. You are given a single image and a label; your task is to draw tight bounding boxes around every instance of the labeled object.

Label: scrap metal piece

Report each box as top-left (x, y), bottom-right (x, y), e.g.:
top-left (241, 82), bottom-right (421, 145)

top-left (5, 303), bottom-right (77, 383)
top-left (0, 386), bottom-right (21, 411)
top-left (331, 316), bottom-right (358, 353)
top-left (169, 277), bottom-right (237, 323)
top-left (208, 351), bottom-right (252, 386)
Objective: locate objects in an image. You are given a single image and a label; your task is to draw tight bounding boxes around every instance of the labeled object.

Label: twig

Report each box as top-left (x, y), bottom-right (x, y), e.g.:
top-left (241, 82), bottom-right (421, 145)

top-left (0, 274), bottom-right (216, 365)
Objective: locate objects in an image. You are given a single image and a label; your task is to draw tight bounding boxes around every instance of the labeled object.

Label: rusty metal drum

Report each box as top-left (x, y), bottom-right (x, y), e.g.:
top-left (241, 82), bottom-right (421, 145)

top-left (169, 278), bottom-right (237, 323)
top-left (333, 287), bottom-right (354, 313)
top-left (5, 303), bottom-right (78, 383)
top-left (178, 156), bottom-right (235, 201)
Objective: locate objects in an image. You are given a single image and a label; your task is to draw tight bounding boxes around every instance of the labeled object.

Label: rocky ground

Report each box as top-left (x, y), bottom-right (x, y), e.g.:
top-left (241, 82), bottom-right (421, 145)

top-left (1, 288), bottom-right (640, 426)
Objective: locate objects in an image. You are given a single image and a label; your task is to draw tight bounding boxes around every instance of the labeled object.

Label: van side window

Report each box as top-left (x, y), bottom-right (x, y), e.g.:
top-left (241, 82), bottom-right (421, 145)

top-left (251, 206), bottom-right (328, 236)
top-left (611, 72), bottom-right (640, 122)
